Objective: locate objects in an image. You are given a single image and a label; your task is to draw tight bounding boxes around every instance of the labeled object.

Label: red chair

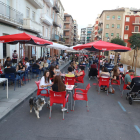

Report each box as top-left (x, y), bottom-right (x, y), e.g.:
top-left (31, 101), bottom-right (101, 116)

top-left (98, 77), bottom-right (110, 95)
top-left (111, 78), bottom-right (121, 91)
top-left (121, 83), bottom-right (129, 96)
top-left (49, 90), bottom-right (69, 120)
top-left (75, 71), bottom-right (85, 84)
top-left (73, 84), bottom-right (91, 111)
top-left (35, 81), bottom-right (49, 97)
top-left (65, 77), bottom-right (75, 85)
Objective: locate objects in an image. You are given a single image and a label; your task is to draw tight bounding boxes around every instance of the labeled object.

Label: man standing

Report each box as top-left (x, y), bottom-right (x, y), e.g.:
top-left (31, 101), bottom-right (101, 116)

top-left (109, 53), bottom-right (113, 64)
top-left (112, 53), bottom-right (115, 64)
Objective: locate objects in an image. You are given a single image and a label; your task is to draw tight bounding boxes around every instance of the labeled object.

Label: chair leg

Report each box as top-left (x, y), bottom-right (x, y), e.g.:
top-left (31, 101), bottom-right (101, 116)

top-left (49, 106), bottom-right (51, 119)
top-left (63, 110), bottom-right (64, 120)
top-left (121, 90), bottom-right (124, 97)
top-left (86, 101), bottom-right (89, 112)
top-left (67, 102), bottom-right (68, 113)
top-left (73, 101), bottom-right (75, 111)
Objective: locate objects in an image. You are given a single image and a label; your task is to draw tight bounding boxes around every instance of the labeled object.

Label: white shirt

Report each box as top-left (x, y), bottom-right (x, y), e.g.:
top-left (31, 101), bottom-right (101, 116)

top-left (119, 55), bottom-right (121, 59)
top-left (39, 76), bottom-right (52, 89)
top-left (113, 55), bottom-right (115, 59)
top-left (110, 55), bottom-right (113, 59)
top-left (25, 62), bottom-right (30, 68)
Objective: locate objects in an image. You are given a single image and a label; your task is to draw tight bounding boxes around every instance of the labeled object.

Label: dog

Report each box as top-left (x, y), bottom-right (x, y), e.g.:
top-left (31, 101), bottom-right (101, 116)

top-left (29, 97), bottom-right (46, 119)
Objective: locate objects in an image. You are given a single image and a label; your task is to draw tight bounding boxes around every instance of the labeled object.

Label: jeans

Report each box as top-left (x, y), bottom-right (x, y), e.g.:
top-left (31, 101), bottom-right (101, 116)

top-left (40, 86), bottom-right (51, 94)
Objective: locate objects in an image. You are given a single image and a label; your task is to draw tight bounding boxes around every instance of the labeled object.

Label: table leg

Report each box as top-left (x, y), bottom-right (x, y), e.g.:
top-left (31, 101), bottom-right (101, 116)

top-left (71, 91), bottom-right (72, 111)
top-left (7, 79), bottom-right (8, 99)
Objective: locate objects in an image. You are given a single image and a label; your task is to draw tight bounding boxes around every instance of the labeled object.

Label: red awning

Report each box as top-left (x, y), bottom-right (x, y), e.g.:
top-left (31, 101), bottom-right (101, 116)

top-left (73, 40), bottom-right (131, 52)
top-left (0, 32), bottom-right (53, 46)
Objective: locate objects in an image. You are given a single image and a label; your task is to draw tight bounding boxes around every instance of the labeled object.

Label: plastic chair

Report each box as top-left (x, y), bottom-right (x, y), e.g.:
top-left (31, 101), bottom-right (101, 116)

top-left (121, 83), bottom-right (129, 96)
top-left (65, 77), bottom-right (75, 85)
top-left (111, 78), bottom-right (121, 91)
top-left (5, 73), bottom-right (21, 90)
top-left (75, 71), bottom-right (85, 84)
top-left (49, 90), bottom-right (69, 120)
top-left (32, 68), bottom-right (41, 81)
top-left (98, 77), bottom-right (110, 95)
top-left (73, 84), bottom-right (90, 111)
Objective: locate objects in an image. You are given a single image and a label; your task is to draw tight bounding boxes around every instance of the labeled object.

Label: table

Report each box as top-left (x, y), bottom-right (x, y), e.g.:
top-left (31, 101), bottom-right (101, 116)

top-left (61, 74), bottom-right (66, 77)
top-left (66, 85), bottom-right (75, 111)
top-left (0, 78), bottom-right (8, 99)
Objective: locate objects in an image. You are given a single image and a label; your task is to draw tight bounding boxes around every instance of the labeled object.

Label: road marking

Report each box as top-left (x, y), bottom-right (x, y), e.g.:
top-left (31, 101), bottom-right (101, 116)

top-left (134, 125), bottom-right (140, 134)
top-left (118, 101), bottom-right (126, 112)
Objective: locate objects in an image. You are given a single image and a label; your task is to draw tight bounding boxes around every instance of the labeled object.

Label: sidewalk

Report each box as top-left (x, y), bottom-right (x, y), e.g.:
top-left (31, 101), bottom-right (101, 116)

top-left (0, 61), bottom-right (70, 121)
top-left (123, 64), bottom-right (140, 75)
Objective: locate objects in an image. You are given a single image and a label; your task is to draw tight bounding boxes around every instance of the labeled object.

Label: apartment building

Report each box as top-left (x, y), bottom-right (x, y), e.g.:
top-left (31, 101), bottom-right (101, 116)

top-left (90, 25), bottom-right (94, 42)
top-left (80, 28), bottom-right (86, 44)
top-left (87, 24), bottom-right (93, 43)
top-left (123, 8), bottom-right (140, 47)
top-left (73, 20), bottom-right (78, 45)
top-left (94, 16), bottom-right (99, 41)
top-left (64, 13), bottom-right (74, 47)
top-left (99, 8), bottom-right (125, 42)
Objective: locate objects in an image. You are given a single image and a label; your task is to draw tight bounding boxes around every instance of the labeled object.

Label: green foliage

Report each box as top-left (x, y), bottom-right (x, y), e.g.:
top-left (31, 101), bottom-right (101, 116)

top-left (128, 34), bottom-right (140, 48)
top-left (110, 37), bottom-right (126, 46)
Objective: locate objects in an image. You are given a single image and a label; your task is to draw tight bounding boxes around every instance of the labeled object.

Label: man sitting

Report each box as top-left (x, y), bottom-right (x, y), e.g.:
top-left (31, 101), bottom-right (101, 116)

top-left (91, 62), bottom-right (97, 69)
top-left (32, 60), bottom-right (42, 70)
top-left (4, 62), bottom-right (16, 74)
top-left (65, 67), bottom-right (75, 77)
top-left (124, 69), bottom-right (134, 85)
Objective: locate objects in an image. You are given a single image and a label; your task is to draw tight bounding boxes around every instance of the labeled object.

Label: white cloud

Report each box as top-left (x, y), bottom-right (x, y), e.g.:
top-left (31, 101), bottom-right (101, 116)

top-left (61, 0), bottom-right (140, 36)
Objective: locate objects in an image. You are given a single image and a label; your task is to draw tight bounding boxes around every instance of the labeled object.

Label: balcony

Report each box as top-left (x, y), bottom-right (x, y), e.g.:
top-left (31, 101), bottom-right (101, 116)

top-left (132, 21), bottom-right (140, 25)
top-left (41, 14), bottom-right (53, 26)
top-left (51, 34), bottom-right (59, 41)
top-left (64, 20), bottom-right (70, 23)
top-left (64, 27), bottom-right (70, 31)
top-left (98, 28), bottom-right (103, 34)
top-left (44, 0), bottom-right (53, 7)
top-left (53, 20), bottom-right (60, 27)
top-left (27, 0), bottom-right (43, 9)
top-left (63, 36), bottom-right (70, 38)
top-left (23, 18), bottom-right (42, 33)
top-left (59, 37), bottom-right (65, 43)
top-left (53, 3), bottom-right (60, 13)
top-left (132, 29), bottom-right (140, 33)
top-left (0, 1), bottom-right (23, 27)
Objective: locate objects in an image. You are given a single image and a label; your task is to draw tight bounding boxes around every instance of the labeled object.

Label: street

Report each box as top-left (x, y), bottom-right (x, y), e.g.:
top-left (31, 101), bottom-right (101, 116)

top-left (0, 65), bottom-right (140, 140)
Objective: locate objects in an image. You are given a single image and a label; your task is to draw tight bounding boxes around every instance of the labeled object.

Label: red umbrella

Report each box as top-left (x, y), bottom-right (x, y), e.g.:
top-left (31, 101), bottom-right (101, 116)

top-left (0, 32), bottom-right (53, 46)
top-left (73, 40), bottom-right (131, 52)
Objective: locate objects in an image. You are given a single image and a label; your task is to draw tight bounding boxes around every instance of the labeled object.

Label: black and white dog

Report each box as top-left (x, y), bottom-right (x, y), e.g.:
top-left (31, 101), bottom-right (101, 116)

top-left (29, 97), bottom-right (46, 119)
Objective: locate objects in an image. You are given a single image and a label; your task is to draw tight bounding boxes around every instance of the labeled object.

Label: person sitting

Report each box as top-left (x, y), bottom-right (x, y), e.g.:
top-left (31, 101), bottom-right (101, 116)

top-left (39, 70), bottom-right (52, 95)
top-left (75, 66), bottom-right (85, 77)
top-left (32, 60), bottom-right (42, 70)
top-left (51, 75), bottom-right (67, 111)
top-left (99, 67), bottom-right (110, 92)
top-left (55, 64), bottom-right (61, 75)
top-left (16, 61), bottom-right (25, 85)
top-left (43, 60), bottom-right (48, 70)
top-left (25, 58), bottom-right (30, 69)
top-left (29, 57), bottom-right (34, 64)
top-left (124, 69), bottom-right (134, 85)
top-left (49, 65), bottom-right (56, 82)
top-left (65, 67), bottom-right (75, 77)
top-left (112, 66), bottom-right (120, 83)
top-left (40, 57), bottom-right (43, 61)
top-left (4, 57), bottom-right (12, 67)
top-left (91, 62), bottom-right (97, 69)
top-left (119, 64), bottom-right (125, 75)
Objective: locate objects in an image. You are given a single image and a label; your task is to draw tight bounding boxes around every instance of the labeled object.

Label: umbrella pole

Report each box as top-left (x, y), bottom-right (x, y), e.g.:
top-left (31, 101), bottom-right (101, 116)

top-left (98, 51), bottom-right (100, 75)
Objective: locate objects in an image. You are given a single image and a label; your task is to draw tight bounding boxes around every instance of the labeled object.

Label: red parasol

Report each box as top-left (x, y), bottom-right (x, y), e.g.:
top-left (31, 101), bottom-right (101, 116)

top-left (0, 32), bottom-right (53, 46)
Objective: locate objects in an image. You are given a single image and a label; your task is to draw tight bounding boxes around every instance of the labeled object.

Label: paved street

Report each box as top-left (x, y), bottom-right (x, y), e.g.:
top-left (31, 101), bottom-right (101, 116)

top-left (0, 65), bottom-right (140, 140)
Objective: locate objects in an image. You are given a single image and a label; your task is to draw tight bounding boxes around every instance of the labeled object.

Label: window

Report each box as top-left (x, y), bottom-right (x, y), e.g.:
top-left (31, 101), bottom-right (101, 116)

top-left (135, 17), bottom-right (140, 23)
top-left (124, 34), bottom-right (128, 39)
top-left (112, 15), bottom-right (115, 19)
top-left (105, 33), bottom-right (109, 37)
top-left (112, 24), bottom-right (114, 28)
top-left (126, 17), bottom-right (130, 22)
top-left (134, 26), bottom-right (139, 32)
top-left (32, 11), bottom-right (35, 21)
top-left (116, 33), bottom-right (119, 37)
top-left (118, 16), bottom-right (121, 20)
top-left (106, 16), bottom-right (110, 20)
top-left (117, 24), bottom-right (120, 29)
top-left (111, 33), bottom-right (114, 36)
top-left (3, 43), bottom-right (7, 58)
top-left (106, 24), bottom-right (109, 29)
top-left (26, 7), bottom-right (30, 18)
top-left (125, 26), bottom-right (129, 30)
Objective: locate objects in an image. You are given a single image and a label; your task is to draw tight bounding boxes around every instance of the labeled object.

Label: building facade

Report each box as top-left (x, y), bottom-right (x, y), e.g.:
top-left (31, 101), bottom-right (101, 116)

top-left (80, 28), bottom-right (86, 44)
top-left (73, 20), bottom-right (78, 45)
top-left (86, 24), bottom-right (93, 43)
top-left (64, 13), bottom-right (74, 47)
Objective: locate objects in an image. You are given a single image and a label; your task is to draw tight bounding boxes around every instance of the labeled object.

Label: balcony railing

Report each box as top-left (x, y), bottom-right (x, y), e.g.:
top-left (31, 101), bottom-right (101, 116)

top-left (44, 0), bottom-right (53, 7)
top-left (64, 20), bottom-right (70, 23)
top-left (51, 34), bottom-right (59, 41)
top-left (27, 0), bottom-right (43, 9)
top-left (41, 14), bottom-right (53, 26)
top-left (53, 20), bottom-right (60, 27)
top-left (0, 1), bottom-right (23, 26)
top-left (132, 29), bottom-right (140, 33)
top-left (23, 18), bottom-right (42, 33)
top-left (98, 28), bottom-right (103, 34)
top-left (53, 3), bottom-right (60, 13)
top-left (132, 21), bottom-right (140, 25)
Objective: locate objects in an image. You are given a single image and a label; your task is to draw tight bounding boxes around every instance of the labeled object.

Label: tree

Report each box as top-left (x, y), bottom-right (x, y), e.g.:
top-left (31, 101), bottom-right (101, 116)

top-left (128, 34), bottom-right (140, 74)
top-left (110, 38), bottom-right (126, 64)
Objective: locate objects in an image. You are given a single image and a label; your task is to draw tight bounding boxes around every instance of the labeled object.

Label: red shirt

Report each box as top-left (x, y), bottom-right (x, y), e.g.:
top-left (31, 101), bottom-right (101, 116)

top-left (91, 64), bottom-right (97, 69)
top-left (0, 68), bottom-right (3, 74)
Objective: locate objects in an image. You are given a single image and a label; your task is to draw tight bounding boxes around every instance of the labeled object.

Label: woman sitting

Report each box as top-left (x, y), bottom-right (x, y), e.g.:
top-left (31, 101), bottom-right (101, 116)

top-left (112, 66), bottom-right (120, 83)
top-left (16, 61), bottom-right (25, 85)
top-left (65, 67), bottom-right (75, 77)
top-left (51, 75), bottom-right (67, 111)
top-left (119, 64), bottom-right (125, 75)
top-left (99, 67), bottom-right (110, 91)
top-left (49, 65), bottom-right (55, 82)
top-left (39, 71), bottom-right (52, 94)
top-left (75, 66), bottom-right (85, 77)
top-left (55, 64), bottom-right (61, 75)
